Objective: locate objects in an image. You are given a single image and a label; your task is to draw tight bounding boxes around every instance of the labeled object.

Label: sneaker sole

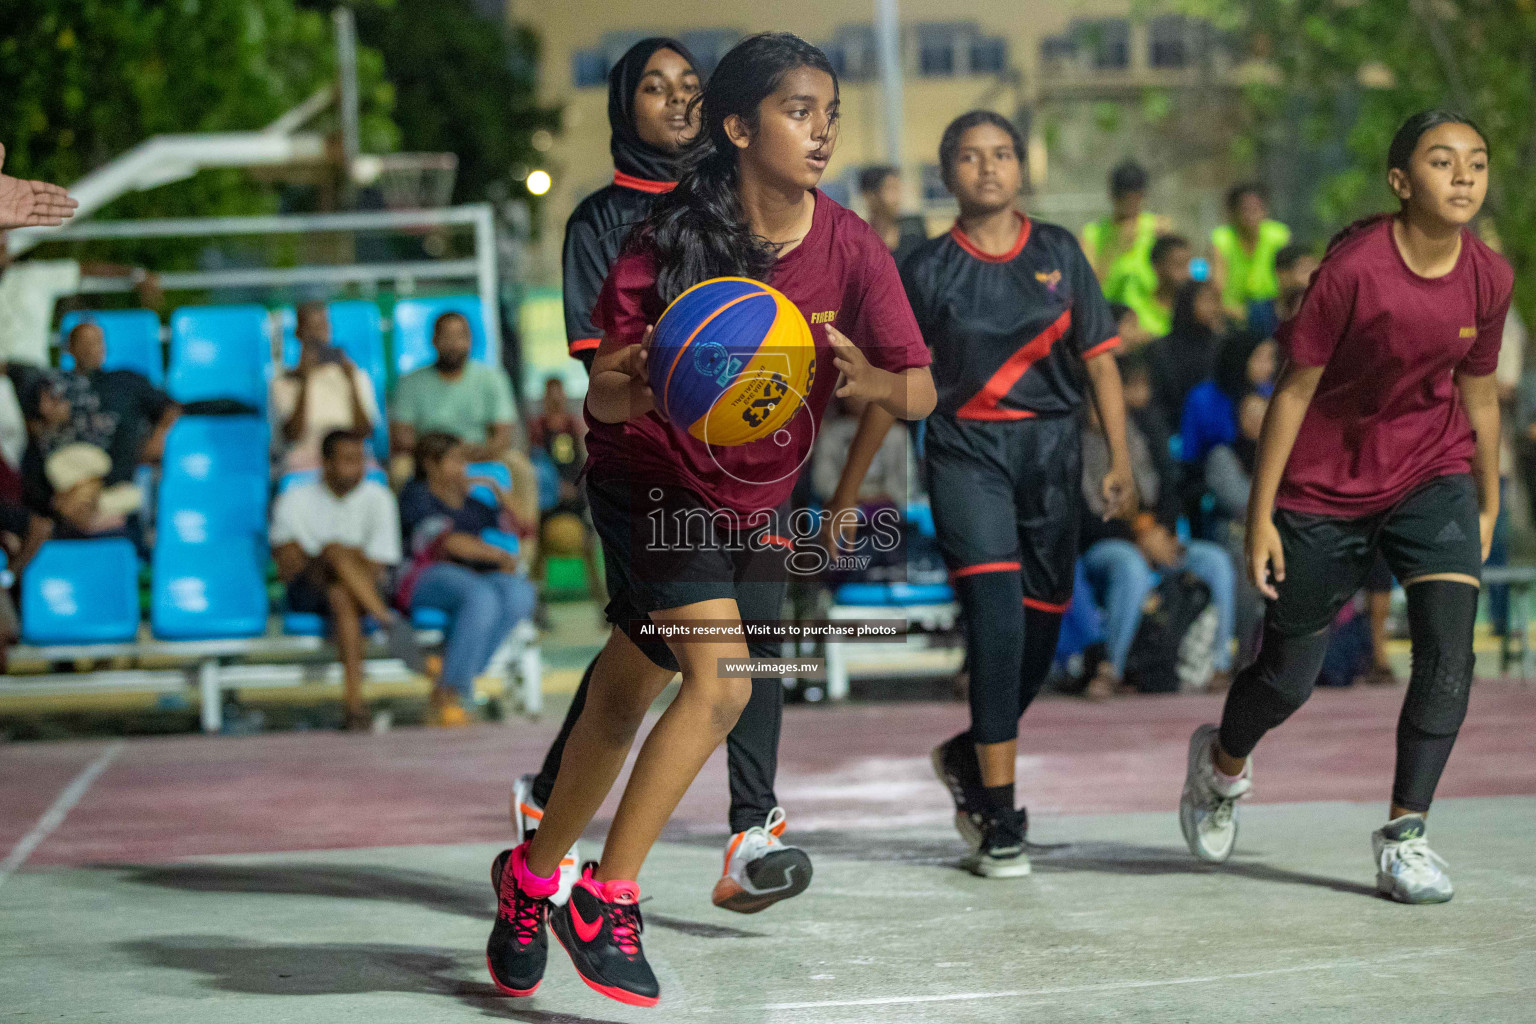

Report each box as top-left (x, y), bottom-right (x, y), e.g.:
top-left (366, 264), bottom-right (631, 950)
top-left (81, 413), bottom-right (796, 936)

top-left (1377, 872), bottom-right (1454, 905)
top-left (961, 853), bottom-right (1032, 878)
top-left (712, 848), bottom-right (813, 914)
top-left (549, 913), bottom-right (660, 1007)
top-left (1179, 725), bottom-right (1236, 864)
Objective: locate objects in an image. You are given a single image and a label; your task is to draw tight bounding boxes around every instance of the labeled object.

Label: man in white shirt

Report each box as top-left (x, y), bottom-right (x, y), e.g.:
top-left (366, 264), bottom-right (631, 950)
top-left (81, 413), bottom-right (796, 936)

top-left (270, 430), bottom-right (424, 729)
top-left (269, 302), bottom-right (380, 472)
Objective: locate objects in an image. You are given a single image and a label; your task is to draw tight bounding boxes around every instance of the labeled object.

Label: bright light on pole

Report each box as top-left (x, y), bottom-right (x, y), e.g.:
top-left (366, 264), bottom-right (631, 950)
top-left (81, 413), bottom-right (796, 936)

top-left (526, 170), bottom-right (551, 196)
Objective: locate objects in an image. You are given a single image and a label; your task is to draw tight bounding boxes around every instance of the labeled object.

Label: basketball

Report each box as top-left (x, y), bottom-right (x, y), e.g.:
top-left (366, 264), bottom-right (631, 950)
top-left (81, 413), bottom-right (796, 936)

top-left (648, 277), bottom-right (816, 446)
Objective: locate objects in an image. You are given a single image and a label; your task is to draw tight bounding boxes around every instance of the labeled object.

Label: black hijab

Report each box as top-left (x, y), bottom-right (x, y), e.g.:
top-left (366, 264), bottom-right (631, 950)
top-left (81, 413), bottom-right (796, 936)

top-left (1150, 280), bottom-right (1223, 418)
top-left (608, 37), bottom-right (698, 185)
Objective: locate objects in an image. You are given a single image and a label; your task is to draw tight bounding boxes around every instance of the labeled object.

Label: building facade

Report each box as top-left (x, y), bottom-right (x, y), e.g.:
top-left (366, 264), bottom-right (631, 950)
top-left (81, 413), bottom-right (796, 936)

top-left (509, 0), bottom-right (1254, 289)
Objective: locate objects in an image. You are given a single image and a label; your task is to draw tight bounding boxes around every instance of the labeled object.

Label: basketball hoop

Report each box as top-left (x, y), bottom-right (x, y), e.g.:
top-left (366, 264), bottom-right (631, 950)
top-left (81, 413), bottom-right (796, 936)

top-left (350, 152), bottom-right (459, 209)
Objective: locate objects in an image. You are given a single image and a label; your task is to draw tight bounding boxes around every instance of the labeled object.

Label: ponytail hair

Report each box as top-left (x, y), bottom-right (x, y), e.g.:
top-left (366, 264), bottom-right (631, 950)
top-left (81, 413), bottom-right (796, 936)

top-left (637, 32), bottom-right (838, 304)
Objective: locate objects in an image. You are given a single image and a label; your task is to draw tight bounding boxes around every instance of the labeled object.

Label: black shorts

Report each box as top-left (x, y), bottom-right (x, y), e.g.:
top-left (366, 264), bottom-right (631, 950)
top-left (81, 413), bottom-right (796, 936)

top-left (924, 412), bottom-right (1080, 609)
top-left (585, 467), bottom-right (793, 672)
top-left (1269, 474), bottom-right (1481, 637)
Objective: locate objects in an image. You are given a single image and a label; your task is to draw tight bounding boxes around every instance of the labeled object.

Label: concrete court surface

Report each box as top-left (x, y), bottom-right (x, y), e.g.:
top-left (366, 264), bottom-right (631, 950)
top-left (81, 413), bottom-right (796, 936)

top-left (3, 685), bottom-right (1535, 1023)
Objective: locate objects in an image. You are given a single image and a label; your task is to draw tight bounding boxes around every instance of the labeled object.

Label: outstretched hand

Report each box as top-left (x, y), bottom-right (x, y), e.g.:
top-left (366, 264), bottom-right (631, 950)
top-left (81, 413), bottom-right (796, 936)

top-left (0, 144), bottom-right (78, 230)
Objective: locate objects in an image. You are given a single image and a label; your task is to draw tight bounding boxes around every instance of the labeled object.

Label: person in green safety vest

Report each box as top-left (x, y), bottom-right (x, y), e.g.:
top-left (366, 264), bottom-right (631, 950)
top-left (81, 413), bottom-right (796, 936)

top-left (1080, 159), bottom-right (1172, 305)
top-left (1123, 233), bottom-right (1193, 339)
top-left (1210, 182), bottom-right (1292, 331)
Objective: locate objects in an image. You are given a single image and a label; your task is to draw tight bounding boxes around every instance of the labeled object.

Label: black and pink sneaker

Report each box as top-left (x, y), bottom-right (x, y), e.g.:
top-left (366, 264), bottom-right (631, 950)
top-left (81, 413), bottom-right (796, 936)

top-left (486, 843), bottom-right (558, 996)
top-left (549, 865), bottom-right (660, 1007)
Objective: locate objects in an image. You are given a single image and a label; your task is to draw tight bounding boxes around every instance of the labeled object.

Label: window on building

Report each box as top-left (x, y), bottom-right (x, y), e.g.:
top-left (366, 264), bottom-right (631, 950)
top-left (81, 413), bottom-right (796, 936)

top-left (824, 25), bottom-right (877, 82)
top-left (680, 30), bottom-right (739, 78)
top-left (572, 48), bottom-right (609, 89)
top-left (919, 36), bottom-right (956, 76)
top-left (970, 36), bottom-right (1006, 74)
top-left (1080, 19), bottom-right (1131, 70)
top-left (1149, 15), bottom-right (1190, 68)
top-left (1040, 32), bottom-right (1077, 70)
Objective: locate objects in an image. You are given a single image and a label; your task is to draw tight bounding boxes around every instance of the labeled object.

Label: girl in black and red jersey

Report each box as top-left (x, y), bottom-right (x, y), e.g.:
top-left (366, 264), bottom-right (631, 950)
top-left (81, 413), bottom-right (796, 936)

top-left (903, 111), bottom-right (1135, 878)
top-left (1179, 111), bottom-right (1512, 905)
top-left (486, 33), bottom-right (935, 1007)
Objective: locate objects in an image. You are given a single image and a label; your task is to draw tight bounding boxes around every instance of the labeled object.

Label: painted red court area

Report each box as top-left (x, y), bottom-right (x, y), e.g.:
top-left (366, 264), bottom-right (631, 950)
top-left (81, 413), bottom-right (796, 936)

top-left (6, 683), bottom-right (1535, 868)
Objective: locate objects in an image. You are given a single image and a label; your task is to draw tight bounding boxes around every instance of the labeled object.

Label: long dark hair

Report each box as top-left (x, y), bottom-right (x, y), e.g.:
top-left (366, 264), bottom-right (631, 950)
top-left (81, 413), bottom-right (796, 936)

top-left (637, 32), bottom-right (838, 304)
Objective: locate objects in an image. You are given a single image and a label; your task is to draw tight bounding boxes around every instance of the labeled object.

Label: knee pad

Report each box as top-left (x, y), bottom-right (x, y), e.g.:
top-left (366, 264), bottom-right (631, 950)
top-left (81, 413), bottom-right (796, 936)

top-left (1402, 646), bottom-right (1473, 737)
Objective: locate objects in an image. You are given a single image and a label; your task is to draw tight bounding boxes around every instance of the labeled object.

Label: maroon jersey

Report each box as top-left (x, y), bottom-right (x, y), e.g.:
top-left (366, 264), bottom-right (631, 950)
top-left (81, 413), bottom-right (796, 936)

top-left (586, 189), bottom-right (931, 514)
top-left (1278, 215), bottom-right (1513, 517)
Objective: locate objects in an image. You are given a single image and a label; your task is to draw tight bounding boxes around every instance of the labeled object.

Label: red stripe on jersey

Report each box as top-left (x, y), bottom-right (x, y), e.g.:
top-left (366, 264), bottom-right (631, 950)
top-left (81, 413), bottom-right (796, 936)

top-left (1023, 595), bottom-right (1070, 613)
top-left (761, 534), bottom-right (794, 549)
top-left (613, 171), bottom-right (677, 194)
top-left (1081, 335), bottom-right (1121, 360)
top-left (955, 309), bottom-right (1073, 420)
top-left (949, 213), bottom-right (1031, 264)
top-left (951, 560), bottom-right (1022, 579)
top-left (569, 337), bottom-right (601, 354)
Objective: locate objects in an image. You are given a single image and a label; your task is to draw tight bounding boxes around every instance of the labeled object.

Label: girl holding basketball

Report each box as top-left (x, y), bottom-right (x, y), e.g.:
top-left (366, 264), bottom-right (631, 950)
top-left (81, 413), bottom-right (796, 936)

top-left (486, 33), bottom-right (934, 1006)
top-left (1179, 111), bottom-right (1511, 904)
top-left (905, 111), bottom-right (1134, 877)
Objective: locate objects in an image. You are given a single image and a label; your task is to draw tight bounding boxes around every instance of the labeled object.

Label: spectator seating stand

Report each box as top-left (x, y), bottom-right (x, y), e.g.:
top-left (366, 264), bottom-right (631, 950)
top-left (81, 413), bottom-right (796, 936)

top-left (8, 295), bottom-right (544, 731)
top-left (819, 500), bottom-right (961, 700)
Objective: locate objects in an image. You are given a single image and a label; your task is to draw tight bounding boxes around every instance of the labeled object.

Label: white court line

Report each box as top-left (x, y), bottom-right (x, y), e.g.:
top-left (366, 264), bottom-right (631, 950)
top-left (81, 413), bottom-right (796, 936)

top-left (762, 947), bottom-right (1459, 1011)
top-left (0, 740), bottom-right (123, 889)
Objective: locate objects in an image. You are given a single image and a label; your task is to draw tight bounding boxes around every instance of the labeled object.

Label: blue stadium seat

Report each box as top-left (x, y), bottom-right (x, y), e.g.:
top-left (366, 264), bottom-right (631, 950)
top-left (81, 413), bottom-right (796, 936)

top-left (58, 310), bottom-right (165, 385)
top-left (466, 460), bottom-right (510, 508)
top-left (163, 416), bottom-right (270, 483)
top-left (832, 582), bottom-right (956, 606)
top-left (151, 536), bottom-right (267, 639)
top-left (20, 539), bottom-right (141, 645)
top-left (281, 606), bottom-right (383, 636)
top-left (158, 476), bottom-right (268, 542)
top-left (276, 306), bottom-right (300, 368)
top-left (530, 449), bottom-right (560, 511)
top-left (410, 606), bottom-right (448, 630)
top-left (392, 296), bottom-right (489, 377)
top-left (167, 304), bottom-right (271, 410)
top-left (481, 528), bottom-right (520, 557)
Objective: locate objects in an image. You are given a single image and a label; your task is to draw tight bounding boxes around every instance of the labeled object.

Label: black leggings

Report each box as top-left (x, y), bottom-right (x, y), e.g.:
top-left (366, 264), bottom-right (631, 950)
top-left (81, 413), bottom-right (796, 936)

top-left (1219, 580), bottom-right (1476, 812)
top-left (956, 571), bottom-right (1064, 745)
top-left (533, 654), bottom-right (784, 835)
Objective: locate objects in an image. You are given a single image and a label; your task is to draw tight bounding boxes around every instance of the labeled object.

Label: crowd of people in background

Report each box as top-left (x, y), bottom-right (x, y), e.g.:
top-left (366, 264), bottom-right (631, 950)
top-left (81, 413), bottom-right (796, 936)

top-left (0, 126), bottom-right (1528, 713)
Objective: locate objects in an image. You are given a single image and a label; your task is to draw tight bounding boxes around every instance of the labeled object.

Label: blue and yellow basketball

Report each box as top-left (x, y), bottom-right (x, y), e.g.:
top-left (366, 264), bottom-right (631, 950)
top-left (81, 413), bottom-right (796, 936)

top-left (649, 277), bottom-right (816, 446)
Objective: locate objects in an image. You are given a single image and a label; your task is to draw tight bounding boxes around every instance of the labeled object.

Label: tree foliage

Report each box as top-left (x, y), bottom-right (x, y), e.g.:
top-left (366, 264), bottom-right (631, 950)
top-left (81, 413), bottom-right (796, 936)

top-left (0, 0), bottom-right (397, 228)
top-left (319, 0), bottom-right (560, 206)
top-left (1178, 0), bottom-right (1536, 327)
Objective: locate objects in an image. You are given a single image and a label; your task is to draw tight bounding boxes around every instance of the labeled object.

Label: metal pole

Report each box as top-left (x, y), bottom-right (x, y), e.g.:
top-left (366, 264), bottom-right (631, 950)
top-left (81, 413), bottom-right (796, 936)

top-left (473, 205), bottom-right (503, 367)
top-left (875, 0), bottom-right (904, 168)
top-left (333, 7), bottom-right (361, 207)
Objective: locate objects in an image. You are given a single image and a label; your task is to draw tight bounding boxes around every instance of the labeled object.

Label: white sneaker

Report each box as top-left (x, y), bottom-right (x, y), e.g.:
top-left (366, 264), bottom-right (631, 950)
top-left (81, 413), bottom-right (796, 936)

top-left (711, 807), bottom-right (813, 914)
top-left (511, 772), bottom-right (579, 906)
top-left (1178, 723), bottom-right (1251, 863)
top-left (1372, 815), bottom-right (1454, 904)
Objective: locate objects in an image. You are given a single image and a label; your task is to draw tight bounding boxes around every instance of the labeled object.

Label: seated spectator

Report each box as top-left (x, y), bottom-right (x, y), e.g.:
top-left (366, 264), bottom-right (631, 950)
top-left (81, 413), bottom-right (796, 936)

top-left (1205, 391), bottom-right (1268, 668)
top-left (810, 395), bottom-right (914, 508)
top-left (17, 373), bottom-right (143, 540)
top-left (527, 376), bottom-right (604, 601)
top-left (389, 312), bottom-right (539, 549)
top-left (0, 362), bottom-right (24, 501)
top-left (1123, 233), bottom-right (1192, 338)
top-left (1078, 403), bottom-right (1236, 699)
top-left (858, 165), bottom-right (929, 266)
top-left (396, 432), bottom-right (536, 726)
top-left (270, 302), bottom-right (379, 472)
top-left (0, 496), bottom-right (51, 670)
top-left (1180, 332), bottom-right (1277, 469)
top-left (1148, 279), bottom-right (1234, 423)
top-left (1273, 243), bottom-right (1320, 320)
top-left (61, 320), bottom-right (179, 483)
top-left (271, 430), bottom-right (426, 731)
top-left (1108, 302), bottom-right (1153, 353)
